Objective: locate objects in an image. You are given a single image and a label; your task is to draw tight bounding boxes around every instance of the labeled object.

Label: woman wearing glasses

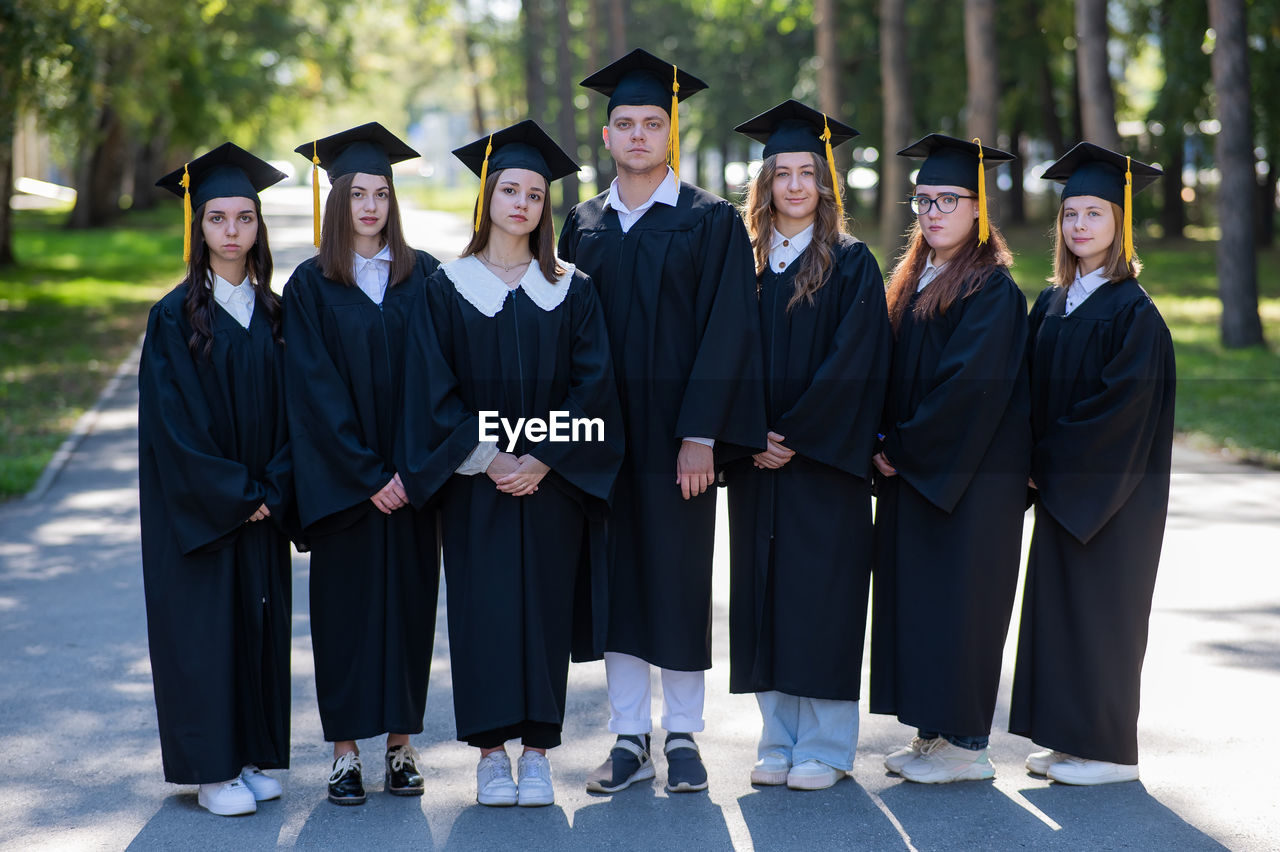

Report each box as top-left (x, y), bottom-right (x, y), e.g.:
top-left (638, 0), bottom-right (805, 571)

top-left (869, 135), bottom-right (1031, 784)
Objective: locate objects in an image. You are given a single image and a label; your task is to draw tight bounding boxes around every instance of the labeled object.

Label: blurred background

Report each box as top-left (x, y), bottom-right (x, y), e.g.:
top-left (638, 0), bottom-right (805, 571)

top-left (1, 0), bottom-right (1277, 499)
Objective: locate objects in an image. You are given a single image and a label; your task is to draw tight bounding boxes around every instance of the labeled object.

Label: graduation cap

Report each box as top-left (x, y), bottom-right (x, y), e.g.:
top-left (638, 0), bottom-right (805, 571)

top-left (898, 133), bottom-right (1015, 245)
top-left (155, 142), bottom-right (287, 263)
top-left (453, 120), bottom-right (580, 230)
top-left (580, 48), bottom-right (708, 179)
top-left (735, 99), bottom-right (859, 221)
top-left (1042, 141), bottom-right (1163, 263)
top-left (293, 122), bottom-right (420, 247)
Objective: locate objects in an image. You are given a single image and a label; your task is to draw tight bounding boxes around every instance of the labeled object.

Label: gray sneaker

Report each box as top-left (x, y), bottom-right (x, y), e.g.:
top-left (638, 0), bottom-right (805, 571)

top-left (516, 751), bottom-right (555, 806)
top-left (476, 750), bottom-right (518, 806)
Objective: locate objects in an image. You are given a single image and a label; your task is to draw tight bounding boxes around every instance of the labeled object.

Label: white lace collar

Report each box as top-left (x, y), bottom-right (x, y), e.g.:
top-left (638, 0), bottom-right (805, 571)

top-left (442, 255), bottom-right (575, 317)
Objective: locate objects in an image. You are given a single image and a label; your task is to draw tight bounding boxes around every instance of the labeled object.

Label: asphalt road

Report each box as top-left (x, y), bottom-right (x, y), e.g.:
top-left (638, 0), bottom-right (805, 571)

top-left (1, 188), bottom-right (1277, 850)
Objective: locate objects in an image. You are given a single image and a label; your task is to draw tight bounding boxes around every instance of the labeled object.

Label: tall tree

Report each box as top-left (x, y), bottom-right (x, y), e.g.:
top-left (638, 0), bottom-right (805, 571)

top-left (554, 0), bottom-right (580, 217)
top-left (1208, 0), bottom-right (1264, 348)
top-left (964, 0), bottom-right (999, 144)
top-left (1076, 0), bottom-right (1121, 148)
top-left (879, 0), bottom-right (914, 259)
top-left (523, 0), bottom-right (548, 124)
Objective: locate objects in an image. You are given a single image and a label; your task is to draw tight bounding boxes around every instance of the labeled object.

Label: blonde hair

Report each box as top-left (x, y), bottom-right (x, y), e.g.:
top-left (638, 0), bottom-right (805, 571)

top-left (1051, 201), bottom-right (1141, 288)
top-left (741, 152), bottom-right (846, 311)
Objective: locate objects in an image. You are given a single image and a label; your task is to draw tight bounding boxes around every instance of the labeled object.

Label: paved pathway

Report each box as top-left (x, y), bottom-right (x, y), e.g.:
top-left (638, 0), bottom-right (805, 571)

top-left (1, 190), bottom-right (1277, 850)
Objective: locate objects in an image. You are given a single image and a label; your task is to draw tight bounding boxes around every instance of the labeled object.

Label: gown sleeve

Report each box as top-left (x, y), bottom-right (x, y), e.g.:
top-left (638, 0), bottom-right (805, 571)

top-left (881, 271), bottom-right (1028, 513)
top-left (138, 301), bottom-right (265, 554)
top-left (282, 268), bottom-right (391, 528)
top-left (772, 246), bottom-right (892, 479)
top-left (527, 274), bottom-right (625, 502)
top-left (1032, 297), bottom-right (1175, 544)
top-left (398, 272), bottom-right (484, 508)
top-left (674, 203), bottom-right (767, 452)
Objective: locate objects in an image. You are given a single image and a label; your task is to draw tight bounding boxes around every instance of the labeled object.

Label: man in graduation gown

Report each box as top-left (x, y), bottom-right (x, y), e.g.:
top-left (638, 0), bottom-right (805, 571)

top-left (558, 49), bottom-right (766, 793)
top-left (1009, 144), bottom-right (1175, 785)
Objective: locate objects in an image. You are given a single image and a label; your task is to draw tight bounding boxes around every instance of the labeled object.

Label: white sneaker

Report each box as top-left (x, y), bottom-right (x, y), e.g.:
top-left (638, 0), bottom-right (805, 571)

top-left (786, 759), bottom-right (846, 791)
top-left (198, 778), bottom-right (257, 816)
top-left (516, 751), bottom-right (555, 807)
top-left (239, 765), bottom-right (282, 801)
top-left (476, 751), bottom-right (518, 806)
top-left (899, 739), bottom-right (995, 784)
top-left (1046, 757), bottom-right (1139, 786)
top-left (750, 752), bottom-right (790, 786)
top-left (884, 736), bottom-right (933, 774)
top-left (1025, 749), bottom-right (1073, 777)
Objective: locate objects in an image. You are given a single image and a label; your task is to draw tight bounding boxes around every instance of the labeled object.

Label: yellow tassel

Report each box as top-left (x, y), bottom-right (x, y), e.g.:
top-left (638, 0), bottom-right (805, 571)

top-left (474, 133), bottom-right (494, 232)
top-left (181, 163), bottom-right (192, 263)
top-left (1123, 155), bottom-right (1134, 264)
top-left (821, 115), bottom-right (844, 223)
top-left (973, 137), bottom-right (989, 245)
top-left (311, 143), bottom-right (321, 248)
top-left (669, 66), bottom-right (680, 180)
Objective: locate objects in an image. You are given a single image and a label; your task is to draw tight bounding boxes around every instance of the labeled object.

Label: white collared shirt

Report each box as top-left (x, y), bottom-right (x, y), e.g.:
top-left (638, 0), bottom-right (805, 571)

top-left (916, 253), bottom-right (947, 292)
top-left (606, 166), bottom-right (680, 233)
top-left (768, 224), bottom-right (814, 273)
top-left (210, 272), bottom-right (254, 328)
top-left (1065, 266), bottom-right (1109, 315)
top-left (353, 245), bottom-right (393, 305)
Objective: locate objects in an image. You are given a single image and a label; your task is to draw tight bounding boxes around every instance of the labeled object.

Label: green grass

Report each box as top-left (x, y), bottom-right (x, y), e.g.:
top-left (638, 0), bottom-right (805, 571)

top-left (1001, 226), bottom-right (1280, 467)
top-left (0, 206), bottom-right (182, 498)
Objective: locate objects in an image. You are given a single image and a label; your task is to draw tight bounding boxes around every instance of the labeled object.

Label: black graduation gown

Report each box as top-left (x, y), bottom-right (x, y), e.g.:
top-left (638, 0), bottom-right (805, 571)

top-left (726, 237), bottom-right (892, 701)
top-left (1009, 279), bottom-right (1175, 764)
top-left (558, 183), bottom-right (767, 671)
top-left (870, 267), bottom-right (1032, 737)
top-left (138, 284), bottom-right (294, 784)
top-left (282, 250), bottom-right (441, 742)
top-left (398, 259), bottom-right (623, 743)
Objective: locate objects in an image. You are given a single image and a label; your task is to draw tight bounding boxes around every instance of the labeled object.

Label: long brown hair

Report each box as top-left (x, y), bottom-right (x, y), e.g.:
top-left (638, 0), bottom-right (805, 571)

top-left (461, 168), bottom-right (565, 284)
top-left (1051, 200), bottom-right (1141, 289)
top-left (318, 172), bottom-right (416, 287)
top-left (885, 217), bottom-right (1013, 332)
top-left (183, 199), bottom-right (280, 360)
top-left (742, 152), bottom-right (847, 311)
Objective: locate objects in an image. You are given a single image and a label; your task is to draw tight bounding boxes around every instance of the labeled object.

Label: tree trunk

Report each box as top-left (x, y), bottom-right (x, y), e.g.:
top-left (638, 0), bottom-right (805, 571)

top-left (523, 0), bottom-right (548, 122)
top-left (1075, 0), bottom-right (1121, 149)
top-left (608, 0), bottom-right (626, 58)
top-left (1208, 0), bottom-right (1264, 348)
top-left (879, 0), bottom-right (914, 259)
top-left (1008, 127), bottom-right (1027, 225)
top-left (0, 94), bottom-right (16, 266)
top-left (1161, 132), bottom-right (1186, 239)
top-left (587, 0), bottom-right (608, 195)
top-left (1257, 152), bottom-right (1276, 249)
top-left (67, 103), bottom-right (127, 229)
top-left (461, 28), bottom-right (486, 134)
top-left (815, 0), bottom-right (849, 181)
top-left (964, 0), bottom-right (999, 145)
top-left (554, 0), bottom-right (580, 218)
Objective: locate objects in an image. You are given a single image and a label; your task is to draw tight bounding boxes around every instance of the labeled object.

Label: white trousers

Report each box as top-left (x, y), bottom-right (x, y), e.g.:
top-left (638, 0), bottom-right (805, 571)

top-left (604, 652), bottom-right (706, 735)
top-left (756, 691), bottom-right (859, 771)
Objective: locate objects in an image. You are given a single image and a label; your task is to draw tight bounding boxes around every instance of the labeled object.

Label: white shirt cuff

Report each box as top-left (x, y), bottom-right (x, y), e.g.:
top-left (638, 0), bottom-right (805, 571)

top-left (456, 441), bottom-right (500, 475)
top-left (683, 437), bottom-right (715, 448)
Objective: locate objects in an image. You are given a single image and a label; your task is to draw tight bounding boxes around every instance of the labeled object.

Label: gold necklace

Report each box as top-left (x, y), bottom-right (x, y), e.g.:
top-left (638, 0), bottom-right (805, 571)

top-left (481, 252), bottom-right (530, 273)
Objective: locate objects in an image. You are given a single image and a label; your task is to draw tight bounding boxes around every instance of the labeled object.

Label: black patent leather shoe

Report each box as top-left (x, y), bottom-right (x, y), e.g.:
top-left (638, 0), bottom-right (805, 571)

top-left (328, 751), bottom-right (366, 805)
top-left (386, 744), bottom-right (425, 796)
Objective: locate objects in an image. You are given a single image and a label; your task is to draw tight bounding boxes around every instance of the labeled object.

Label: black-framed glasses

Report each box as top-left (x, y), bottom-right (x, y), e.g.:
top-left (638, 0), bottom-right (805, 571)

top-left (908, 193), bottom-right (976, 215)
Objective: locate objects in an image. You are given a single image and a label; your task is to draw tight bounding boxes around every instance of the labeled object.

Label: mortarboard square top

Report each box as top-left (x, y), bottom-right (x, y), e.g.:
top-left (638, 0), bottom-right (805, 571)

top-left (1042, 141), bottom-right (1162, 206)
top-left (734, 99), bottom-right (859, 158)
top-left (294, 122), bottom-right (419, 180)
top-left (897, 133), bottom-right (1014, 191)
top-left (580, 48), bottom-right (707, 116)
top-left (453, 120), bottom-right (579, 183)
top-left (155, 142), bottom-right (286, 210)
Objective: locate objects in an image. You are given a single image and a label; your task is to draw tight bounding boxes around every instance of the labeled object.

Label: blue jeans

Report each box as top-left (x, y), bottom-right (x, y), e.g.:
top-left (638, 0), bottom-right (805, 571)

top-left (757, 691), bottom-right (859, 771)
top-left (918, 729), bottom-right (989, 751)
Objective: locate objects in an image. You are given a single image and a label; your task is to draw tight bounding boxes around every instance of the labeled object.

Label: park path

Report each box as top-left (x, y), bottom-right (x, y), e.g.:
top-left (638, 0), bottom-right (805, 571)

top-left (0, 188), bottom-right (1277, 850)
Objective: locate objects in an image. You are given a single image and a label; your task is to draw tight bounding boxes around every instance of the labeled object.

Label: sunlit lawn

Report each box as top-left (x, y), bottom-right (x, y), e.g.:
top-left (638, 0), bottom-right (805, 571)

top-left (0, 207), bottom-right (180, 498)
top-left (1, 205), bottom-right (1277, 501)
